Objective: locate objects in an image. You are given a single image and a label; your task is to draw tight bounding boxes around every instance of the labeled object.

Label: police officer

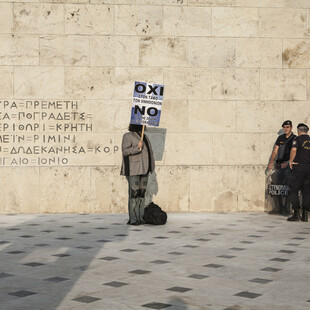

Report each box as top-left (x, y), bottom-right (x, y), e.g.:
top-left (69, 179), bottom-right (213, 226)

top-left (287, 123), bottom-right (310, 222)
top-left (268, 120), bottom-right (296, 215)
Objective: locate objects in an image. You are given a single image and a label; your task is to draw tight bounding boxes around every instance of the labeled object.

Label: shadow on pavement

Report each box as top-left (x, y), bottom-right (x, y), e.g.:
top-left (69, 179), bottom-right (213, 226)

top-left (0, 213), bottom-right (129, 309)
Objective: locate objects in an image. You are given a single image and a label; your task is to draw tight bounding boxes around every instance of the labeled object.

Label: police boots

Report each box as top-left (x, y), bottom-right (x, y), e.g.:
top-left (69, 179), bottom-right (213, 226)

top-left (287, 209), bottom-right (301, 221)
top-left (301, 209), bottom-right (308, 222)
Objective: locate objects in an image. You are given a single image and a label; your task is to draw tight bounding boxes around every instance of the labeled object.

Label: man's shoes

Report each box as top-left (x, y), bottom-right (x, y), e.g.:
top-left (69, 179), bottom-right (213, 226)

top-left (301, 210), bottom-right (308, 222)
top-left (287, 210), bottom-right (301, 221)
top-left (139, 220), bottom-right (145, 225)
top-left (127, 221), bottom-right (140, 225)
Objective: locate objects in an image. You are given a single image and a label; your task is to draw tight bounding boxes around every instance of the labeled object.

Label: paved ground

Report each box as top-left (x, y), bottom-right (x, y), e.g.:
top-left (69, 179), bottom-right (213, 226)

top-left (0, 212), bottom-right (309, 310)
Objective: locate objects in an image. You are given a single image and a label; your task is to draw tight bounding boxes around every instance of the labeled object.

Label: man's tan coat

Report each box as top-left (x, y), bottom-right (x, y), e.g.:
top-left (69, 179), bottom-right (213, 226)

top-left (121, 131), bottom-right (155, 176)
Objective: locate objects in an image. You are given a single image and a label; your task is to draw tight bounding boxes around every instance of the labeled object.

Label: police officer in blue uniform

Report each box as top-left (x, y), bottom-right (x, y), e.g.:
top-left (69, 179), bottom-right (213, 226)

top-left (287, 123), bottom-right (310, 222)
top-left (268, 120), bottom-right (296, 215)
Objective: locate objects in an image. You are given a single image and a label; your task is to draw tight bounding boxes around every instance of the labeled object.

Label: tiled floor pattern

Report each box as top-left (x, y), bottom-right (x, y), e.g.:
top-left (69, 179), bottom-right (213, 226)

top-left (0, 213), bottom-right (309, 310)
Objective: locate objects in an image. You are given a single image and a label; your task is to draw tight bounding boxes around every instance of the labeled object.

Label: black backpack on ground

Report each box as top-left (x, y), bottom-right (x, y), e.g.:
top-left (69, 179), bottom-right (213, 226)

top-left (143, 202), bottom-right (167, 225)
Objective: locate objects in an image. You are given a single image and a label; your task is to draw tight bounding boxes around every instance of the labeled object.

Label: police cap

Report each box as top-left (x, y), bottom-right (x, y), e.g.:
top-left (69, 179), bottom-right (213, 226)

top-left (297, 123), bottom-right (309, 131)
top-left (282, 120), bottom-right (292, 127)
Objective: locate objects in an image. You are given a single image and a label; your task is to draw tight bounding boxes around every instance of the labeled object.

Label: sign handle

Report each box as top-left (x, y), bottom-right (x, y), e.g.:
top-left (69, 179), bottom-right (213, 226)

top-left (139, 125), bottom-right (145, 151)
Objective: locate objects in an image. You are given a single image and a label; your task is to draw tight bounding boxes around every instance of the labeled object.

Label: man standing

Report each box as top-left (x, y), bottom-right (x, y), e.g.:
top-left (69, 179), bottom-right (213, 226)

top-left (268, 120), bottom-right (296, 215)
top-left (287, 123), bottom-right (310, 222)
top-left (121, 124), bottom-right (155, 225)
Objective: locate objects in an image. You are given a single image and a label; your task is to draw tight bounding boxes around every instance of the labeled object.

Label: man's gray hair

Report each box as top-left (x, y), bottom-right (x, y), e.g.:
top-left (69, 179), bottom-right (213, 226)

top-left (298, 126), bottom-right (309, 133)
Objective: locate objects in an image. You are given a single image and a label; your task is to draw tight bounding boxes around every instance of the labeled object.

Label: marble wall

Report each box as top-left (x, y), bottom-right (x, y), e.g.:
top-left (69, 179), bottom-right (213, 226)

top-left (1, 0), bottom-right (310, 214)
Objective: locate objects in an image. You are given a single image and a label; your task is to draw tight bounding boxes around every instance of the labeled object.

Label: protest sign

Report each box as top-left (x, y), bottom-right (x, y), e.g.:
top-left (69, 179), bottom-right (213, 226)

top-left (130, 81), bottom-right (164, 127)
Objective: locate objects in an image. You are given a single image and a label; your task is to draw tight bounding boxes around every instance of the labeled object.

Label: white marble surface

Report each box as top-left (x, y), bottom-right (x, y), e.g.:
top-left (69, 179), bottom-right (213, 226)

top-left (2, 212), bottom-right (309, 309)
top-left (0, 0), bottom-right (310, 214)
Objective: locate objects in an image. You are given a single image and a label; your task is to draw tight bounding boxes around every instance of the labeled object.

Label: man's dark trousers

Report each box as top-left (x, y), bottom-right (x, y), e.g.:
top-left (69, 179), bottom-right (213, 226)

top-left (290, 165), bottom-right (310, 212)
top-left (273, 165), bottom-right (292, 214)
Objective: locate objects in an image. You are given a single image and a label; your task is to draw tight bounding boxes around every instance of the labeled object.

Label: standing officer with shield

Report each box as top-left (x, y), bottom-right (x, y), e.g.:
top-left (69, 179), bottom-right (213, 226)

top-left (268, 120), bottom-right (296, 215)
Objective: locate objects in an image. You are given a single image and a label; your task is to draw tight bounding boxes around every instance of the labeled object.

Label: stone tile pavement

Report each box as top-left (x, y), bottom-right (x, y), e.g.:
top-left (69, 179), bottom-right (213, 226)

top-left (0, 212), bottom-right (309, 310)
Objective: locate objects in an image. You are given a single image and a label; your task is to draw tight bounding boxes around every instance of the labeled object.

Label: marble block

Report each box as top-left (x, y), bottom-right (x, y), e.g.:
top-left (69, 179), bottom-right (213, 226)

top-left (90, 1), bottom-right (165, 4)
top-left (189, 100), bottom-right (237, 133)
top-left (212, 68), bottom-right (259, 100)
top-left (14, 3), bottom-right (64, 34)
top-left (14, 66), bottom-right (64, 99)
top-left (65, 67), bottom-right (114, 100)
top-left (7, 35), bottom-right (39, 66)
top-left (90, 167), bottom-right (127, 213)
top-left (163, 133), bottom-right (213, 165)
top-left (283, 39), bottom-right (310, 68)
top-left (0, 67), bottom-right (13, 98)
top-left (88, 100), bottom-right (116, 133)
top-left (0, 3), bottom-right (13, 33)
top-left (260, 8), bottom-right (309, 38)
top-left (39, 167), bottom-right (92, 213)
top-left (260, 133), bottom-right (278, 165)
top-left (0, 167), bottom-right (40, 214)
top-left (111, 100), bottom-right (133, 132)
top-left (260, 69), bottom-right (306, 101)
top-left (237, 166), bottom-right (265, 212)
top-left (159, 100), bottom-right (189, 132)
top-left (212, 133), bottom-right (261, 165)
top-left (66, 1), bottom-right (90, 3)
top-left (190, 166), bottom-right (238, 212)
top-left (163, 68), bottom-right (189, 100)
top-left (163, 0), bottom-right (188, 4)
top-left (164, 68), bottom-right (212, 100)
top-left (212, 7), bottom-right (260, 37)
top-left (283, 101), bottom-right (310, 127)
top-left (236, 0), bottom-right (284, 7)
top-left (188, 0), bottom-right (236, 6)
top-left (146, 166), bottom-right (190, 212)
top-left (236, 38), bottom-right (282, 68)
top-left (139, 37), bottom-right (187, 67)
top-left (188, 38), bottom-right (235, 68)
top-left (163, 6), bottom-right (211, 36)
top-left (284, 0), bottom-right (310, 9)
top-left (90, 36), bottom-right (139, 67)
top-left (40, 35), bottom-right (89, 66)
top-left (236, 101), bottom-right (284, 133)
top-left (114, 5), bottom-right (162, 36)
top-left (65, 4), bottom-right (113, 35)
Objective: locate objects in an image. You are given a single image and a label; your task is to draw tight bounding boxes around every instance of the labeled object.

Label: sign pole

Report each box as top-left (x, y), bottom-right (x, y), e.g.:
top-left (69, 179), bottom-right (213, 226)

top-left (139, 125), bottom-right (145, 151)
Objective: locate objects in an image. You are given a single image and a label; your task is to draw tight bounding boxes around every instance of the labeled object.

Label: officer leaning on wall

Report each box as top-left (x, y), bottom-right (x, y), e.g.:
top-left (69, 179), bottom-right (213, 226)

top-left (268, 120), bottom-right (296, 215)
top-left (287, 123), bottom-right (310, 222)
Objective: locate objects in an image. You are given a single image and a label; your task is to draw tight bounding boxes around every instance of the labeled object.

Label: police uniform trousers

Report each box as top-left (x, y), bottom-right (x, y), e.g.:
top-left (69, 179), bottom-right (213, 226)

top-left (127, 174), bottom-right (148, 224)
top-left (290, 165), bottom-right (310, 212)
top-left (273, 165), bottom-right (292, 214)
